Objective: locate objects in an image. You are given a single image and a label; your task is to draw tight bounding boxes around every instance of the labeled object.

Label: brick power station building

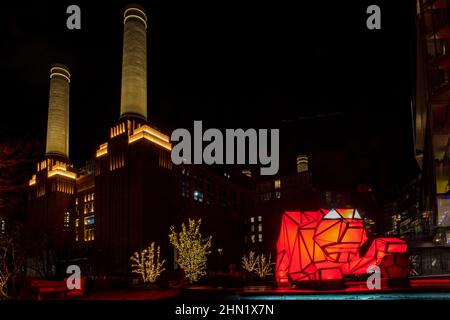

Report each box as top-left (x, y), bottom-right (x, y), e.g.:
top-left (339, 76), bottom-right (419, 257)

top-left (26, 5), bottom-right (260, 279)
top-left (26, 4), bottom-right (321, 281)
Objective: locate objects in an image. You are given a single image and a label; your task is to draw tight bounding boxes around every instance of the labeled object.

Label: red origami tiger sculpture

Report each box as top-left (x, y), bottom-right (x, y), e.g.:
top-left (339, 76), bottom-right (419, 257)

top-left (276, 209), bottom-right (410, 285)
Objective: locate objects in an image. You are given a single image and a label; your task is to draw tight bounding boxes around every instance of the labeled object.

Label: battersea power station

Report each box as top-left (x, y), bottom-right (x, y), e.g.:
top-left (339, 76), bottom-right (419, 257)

top-left (26, 4), bottom-right (268, 281)
top-left (26, 4), bottom-right (331, 282)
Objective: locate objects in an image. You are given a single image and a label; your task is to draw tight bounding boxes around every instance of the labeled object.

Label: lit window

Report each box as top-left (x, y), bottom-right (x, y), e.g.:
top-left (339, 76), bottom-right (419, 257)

top-left (296, 155), bottom-right (309, 173)
top-left (75, 219), bottom-right (79, 228)
top-left (64, 212), bottom-right (70, 229)
top-left (274, 179), bottom-right (281, 190)
top-left (75, 234), bottom-right (79, 242)
top-left (181, 180), bottom-right (190, 198)
top-left (251, 225), bottom-right (255, 232)
top-left (84, 228), bottom-right (94, 241)
top-left (75, 198), bottom-right (78, 205)
top-left (258, 216), bottom-right (262, 222)
top-left (258, 233), bottom-right (263, 242)
top-left (193, 190), bottom-right (204, 202)
top-left (276, 191), bottom-right (281, 199)
top-left (251, 235), bottom-right (256, 243)
top-left (258, 224), bottom-right (262, 232)
top-left (84, 215), bottom-right (94, 226)
top-left (437, 198), bottom-right (450, 227)
top-left (250, 217), bottom-right (255, 223)
top-left (242, 169), bottom-right (252, 178)
top-left (0, 219), bottom-right (5, 234)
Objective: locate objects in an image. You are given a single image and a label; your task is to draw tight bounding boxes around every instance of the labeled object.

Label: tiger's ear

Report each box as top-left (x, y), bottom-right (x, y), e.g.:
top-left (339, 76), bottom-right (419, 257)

top-left (323, 209), bottom-right (341, 219)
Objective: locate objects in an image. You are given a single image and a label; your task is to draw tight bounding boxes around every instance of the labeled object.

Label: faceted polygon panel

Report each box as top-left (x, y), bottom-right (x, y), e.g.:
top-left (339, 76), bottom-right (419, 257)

top-left (276, 209), bottom-right (409, 284)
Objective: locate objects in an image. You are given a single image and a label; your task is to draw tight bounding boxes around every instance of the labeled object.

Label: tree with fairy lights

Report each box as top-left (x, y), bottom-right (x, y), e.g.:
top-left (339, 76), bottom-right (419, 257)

top-left (241, 252), bottom-right (275, 279)
top-left (169, 218), bottom-right (212, 283)
top-left (241, 251), bottom-right (258, 273)
top-left (130, 242), bottom-right (166, 284)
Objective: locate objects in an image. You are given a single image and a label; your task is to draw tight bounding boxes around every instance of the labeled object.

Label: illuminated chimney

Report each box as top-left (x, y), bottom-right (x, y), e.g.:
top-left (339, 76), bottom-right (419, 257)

top-left (120, 4), bottom-right (148, 120)
top-left (296, 155), bottom-right (308, 173)
top-left (45, 64), bottom-right (70, 157)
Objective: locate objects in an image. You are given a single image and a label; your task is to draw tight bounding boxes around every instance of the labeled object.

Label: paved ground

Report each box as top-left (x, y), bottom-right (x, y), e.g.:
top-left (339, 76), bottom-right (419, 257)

top-left (82, 289), bottom-right (180, 300)
top-left (77, 278), bottom-right (450, 300)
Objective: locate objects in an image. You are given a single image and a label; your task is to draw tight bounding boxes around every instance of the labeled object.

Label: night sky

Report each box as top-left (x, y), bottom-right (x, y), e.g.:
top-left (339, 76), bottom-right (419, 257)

top-left (1, 1), bottom-right (418, 199)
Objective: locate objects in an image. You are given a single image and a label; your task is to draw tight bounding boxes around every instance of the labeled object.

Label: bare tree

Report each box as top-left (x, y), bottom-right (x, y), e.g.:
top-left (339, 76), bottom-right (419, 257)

top-left (0, 232), bottom-right (23, 300)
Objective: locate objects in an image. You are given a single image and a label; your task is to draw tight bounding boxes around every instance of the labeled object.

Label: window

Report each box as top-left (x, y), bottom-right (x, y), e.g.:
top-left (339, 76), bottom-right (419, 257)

top-left (296, 155), bottom-right (309, 173)
top-left (181, 167), bottom-right (189, 176)
top-left (84, 215), bottom-right (94, 226)
top-left (84, 228), bottom-right (94, 241)
top-left (261, 192), bottom-right (271, 201)
top-left (437, 197), bottom-right (450, 227)
top-left (0, 219), bottom-right (5, 234)
top-left (276, 191), bottom-right (281, 199)
top-left (242, 169), bottom-right (252, 178)
top-left (250, 217), bottom-right (255, 223)
top-left (251, 225), bottom-right (255, 232)
top-left (75, 219), bottom-right (79, 228)
top-left (258, 216), bottom-right (262, 222)
top-left (251, 235), bottom-right (256, 243)
top-left (219, 186), bottom-right (228, 207)
top-left (64, 212), bottom-right (70, 229)
top-left (206, 180), bottom-right (214, 205)
top-left (274, 179), bottom-right (281, 190)
top-left (193, 190), bottom-right (203, 203)
top-left (258, 234), bottom-right (263, 242)
top-left (258, 224), bottom-right (262, 232)
top-left (181, 180), bottom-right (190, 198)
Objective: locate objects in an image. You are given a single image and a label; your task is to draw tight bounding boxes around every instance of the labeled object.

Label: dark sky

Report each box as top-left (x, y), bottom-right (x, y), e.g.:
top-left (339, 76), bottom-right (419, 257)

top-left (1, 1), bottom-right (418, 197)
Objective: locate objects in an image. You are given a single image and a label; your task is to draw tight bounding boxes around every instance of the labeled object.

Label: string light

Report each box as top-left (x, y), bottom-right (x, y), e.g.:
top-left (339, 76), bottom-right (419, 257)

top-left (169, 218), bottom-right (212, 283)
top-left (130, 242), bottom-right (165, 284)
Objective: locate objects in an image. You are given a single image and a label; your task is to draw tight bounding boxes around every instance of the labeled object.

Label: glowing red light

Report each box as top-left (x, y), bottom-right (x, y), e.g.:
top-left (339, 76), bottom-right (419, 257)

top-left (276, 209), bottom-right (410, 284)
